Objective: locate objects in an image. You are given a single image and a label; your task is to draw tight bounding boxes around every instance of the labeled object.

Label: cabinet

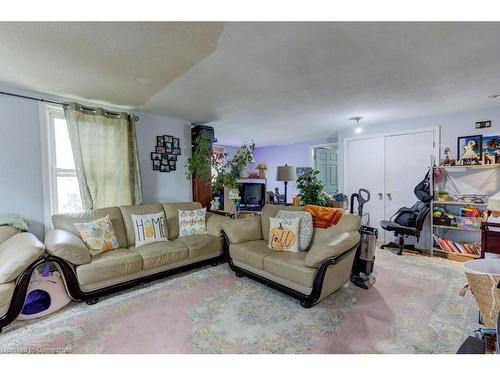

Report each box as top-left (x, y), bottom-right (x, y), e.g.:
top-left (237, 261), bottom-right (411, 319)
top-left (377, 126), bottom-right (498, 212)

top-left (344, 128), bottom-right (437, 244)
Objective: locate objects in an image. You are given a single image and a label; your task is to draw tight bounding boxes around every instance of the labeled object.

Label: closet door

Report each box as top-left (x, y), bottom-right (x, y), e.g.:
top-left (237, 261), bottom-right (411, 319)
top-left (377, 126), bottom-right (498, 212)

top-left (384, 131), bottom-right (435, 245)
top-left (345, 136), bottom-right (385, 236)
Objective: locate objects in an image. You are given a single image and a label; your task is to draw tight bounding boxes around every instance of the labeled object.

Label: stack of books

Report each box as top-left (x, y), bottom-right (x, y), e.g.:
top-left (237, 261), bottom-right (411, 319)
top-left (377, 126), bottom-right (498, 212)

top-left (433, 234), bottom-right (481, 256)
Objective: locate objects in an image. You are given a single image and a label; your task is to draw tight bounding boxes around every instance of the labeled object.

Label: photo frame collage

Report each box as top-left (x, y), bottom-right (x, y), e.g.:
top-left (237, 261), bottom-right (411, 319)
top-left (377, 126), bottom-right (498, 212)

top-left (151, 135), bottom-right (181, 172)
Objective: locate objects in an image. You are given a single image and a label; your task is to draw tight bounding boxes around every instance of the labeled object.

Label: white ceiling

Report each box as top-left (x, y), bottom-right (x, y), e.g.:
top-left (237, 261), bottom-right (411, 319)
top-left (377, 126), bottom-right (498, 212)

top-left (1, 22), bottom-right (500, 146)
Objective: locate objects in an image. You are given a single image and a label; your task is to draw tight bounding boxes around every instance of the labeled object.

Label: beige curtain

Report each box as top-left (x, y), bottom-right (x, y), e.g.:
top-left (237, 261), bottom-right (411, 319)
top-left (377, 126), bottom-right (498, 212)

top-left (64, 103), bottom-right (143, 209)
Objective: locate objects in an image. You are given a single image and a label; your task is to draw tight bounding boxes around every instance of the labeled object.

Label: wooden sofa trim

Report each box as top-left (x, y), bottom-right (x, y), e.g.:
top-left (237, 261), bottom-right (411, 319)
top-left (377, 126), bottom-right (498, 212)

top-left (0, 249), bottom-right (226, 333)
top-left (222, 229), bottom-right (359, 308)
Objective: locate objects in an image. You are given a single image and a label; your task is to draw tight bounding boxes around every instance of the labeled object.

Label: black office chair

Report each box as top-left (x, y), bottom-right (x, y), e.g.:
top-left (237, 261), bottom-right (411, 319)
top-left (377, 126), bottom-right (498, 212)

top-left (380, 202), bottom-right (430, 255)
top-left (380, 170), bottom-right (432, 256)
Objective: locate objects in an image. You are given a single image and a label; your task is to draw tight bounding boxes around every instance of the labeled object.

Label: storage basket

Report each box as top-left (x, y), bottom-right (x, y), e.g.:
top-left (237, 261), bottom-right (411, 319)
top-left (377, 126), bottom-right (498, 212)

top-left (463, 259), bottom-right (500, 329)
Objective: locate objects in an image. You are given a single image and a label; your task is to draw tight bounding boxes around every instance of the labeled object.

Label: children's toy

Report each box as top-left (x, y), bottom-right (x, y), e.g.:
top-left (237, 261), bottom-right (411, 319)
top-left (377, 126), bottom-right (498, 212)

top-left (17, 264), bottom-right (71, 320)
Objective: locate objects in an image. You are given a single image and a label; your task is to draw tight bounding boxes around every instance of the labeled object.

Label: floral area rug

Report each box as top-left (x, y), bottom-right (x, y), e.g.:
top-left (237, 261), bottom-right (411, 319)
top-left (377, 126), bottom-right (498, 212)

top-left (0, 250), bottom-right (478, 353)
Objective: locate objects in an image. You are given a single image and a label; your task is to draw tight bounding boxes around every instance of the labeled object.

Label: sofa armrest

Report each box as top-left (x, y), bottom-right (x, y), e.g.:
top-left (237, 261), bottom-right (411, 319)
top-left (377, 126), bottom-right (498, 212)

top-left (0, 233), bottom-right (45, 283)
top-left (206, 212), bottom-right (231, 237)
top-left (221, 216), bottom-right (263, 245)
top-left (45, 229), bottom-right (91, 266)
top-left (304, 230), bottom-right (360, 268)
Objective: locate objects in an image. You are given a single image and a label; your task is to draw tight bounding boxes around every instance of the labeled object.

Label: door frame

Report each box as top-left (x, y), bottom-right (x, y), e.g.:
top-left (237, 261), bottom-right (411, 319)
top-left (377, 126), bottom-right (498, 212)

top-left (309, 142), bottom-right (338, 169)
top-left (343, 126), bottom-right (440, 194)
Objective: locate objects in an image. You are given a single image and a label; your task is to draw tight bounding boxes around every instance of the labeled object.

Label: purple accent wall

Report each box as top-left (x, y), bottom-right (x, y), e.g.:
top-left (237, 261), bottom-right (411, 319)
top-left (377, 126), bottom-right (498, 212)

top-left (251, 137), bottom-right (337, 201)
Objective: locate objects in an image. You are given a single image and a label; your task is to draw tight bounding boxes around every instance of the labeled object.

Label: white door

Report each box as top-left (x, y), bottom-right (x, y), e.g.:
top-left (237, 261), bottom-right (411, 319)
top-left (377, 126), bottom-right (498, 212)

top-left (345, 136), bottom-right (385, 236)
top-left (384, 131), bottom-right (434, 245)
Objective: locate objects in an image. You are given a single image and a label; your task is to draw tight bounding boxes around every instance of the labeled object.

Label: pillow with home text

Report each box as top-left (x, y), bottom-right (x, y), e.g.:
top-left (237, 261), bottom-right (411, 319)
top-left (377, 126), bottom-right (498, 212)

top-left (178, 208), bottom-right (207, 237)
top-left (74, 215), bottom-right (120, 257)
top-left (131, 212), bottom-right (168, 248)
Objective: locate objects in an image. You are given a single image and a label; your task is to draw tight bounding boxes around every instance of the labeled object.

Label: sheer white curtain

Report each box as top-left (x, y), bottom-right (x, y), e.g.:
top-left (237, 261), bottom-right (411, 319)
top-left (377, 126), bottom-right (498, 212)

top-left (64, 103), bottom-right (143, 209)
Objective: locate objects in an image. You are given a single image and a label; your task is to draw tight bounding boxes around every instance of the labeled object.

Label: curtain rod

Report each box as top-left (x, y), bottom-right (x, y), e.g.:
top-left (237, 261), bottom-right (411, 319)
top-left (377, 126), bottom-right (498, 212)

top-left (0, 90), bottom-right (138, 120)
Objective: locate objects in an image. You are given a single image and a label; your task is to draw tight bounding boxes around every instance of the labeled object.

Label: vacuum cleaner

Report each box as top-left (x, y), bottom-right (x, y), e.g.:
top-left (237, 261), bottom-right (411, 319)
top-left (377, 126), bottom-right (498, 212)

top-left (349, 188), bottom-right (378, 289)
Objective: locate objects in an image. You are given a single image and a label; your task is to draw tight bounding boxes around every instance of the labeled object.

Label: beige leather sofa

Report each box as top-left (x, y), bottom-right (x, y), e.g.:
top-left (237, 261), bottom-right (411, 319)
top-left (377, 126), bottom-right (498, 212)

top-left (44, 202), bottom-right (228, 303)
top-left (0, 225), bottom-right (45, 331)
top-left (221, 205), bottom-right (361, 307)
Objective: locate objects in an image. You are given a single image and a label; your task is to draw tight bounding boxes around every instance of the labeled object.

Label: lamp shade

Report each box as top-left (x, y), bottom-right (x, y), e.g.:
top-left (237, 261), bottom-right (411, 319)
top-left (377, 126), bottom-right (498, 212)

top-left (488, 190), bottom-right (500, 211)
top-left (276, 165), bottom-right (297, 182)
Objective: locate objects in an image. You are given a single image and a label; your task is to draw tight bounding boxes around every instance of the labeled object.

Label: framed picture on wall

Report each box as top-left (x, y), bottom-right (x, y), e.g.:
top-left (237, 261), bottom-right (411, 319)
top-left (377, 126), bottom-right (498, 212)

top-left (296, 167), bottom-right (312, 177)
top-left (164, 135), bottom-right (173, 143)
top-left (151, 152), bottom-right (161, 161)
top-left (157, 136), bottom-right (164, 146)
top-left (165, 142), bottom-right (172, 153)
top-left (172, 148), bottom-right (181, 155)
top-left (168, 154), bottom-right (177, 161)
top-left (152, 159), bottom-right (161, 170)
top-left (482, 135), bottom-right (500, 164)
top-left (156, 146), bottom-right (166, 154)
top-left (172, 138), bottom-right (179, 148)
top-left (169, 160), bottom-right (176, 170)
top-left (457, 135), bottom-right (482, 165)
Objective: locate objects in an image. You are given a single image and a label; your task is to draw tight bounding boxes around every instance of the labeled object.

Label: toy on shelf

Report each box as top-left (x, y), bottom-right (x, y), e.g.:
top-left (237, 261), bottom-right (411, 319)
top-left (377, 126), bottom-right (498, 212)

top-left (17, 264), bottom-right (71, 321)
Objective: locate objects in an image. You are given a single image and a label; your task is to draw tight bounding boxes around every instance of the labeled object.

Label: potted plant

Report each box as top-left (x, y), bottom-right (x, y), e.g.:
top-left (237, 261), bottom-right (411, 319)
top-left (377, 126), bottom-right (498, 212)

top-left (437, 191), bottom-right (449, 202)
top-left (232, 141), bottom-right (255, 178)
top-left (296, 169), bottom-right (332, 206)
top-left (185, 138), bottom-right (240, 199)
top-left (256, 162), bottom-right (268, 179)
top-left (185, 137), bottom-right (213, 185)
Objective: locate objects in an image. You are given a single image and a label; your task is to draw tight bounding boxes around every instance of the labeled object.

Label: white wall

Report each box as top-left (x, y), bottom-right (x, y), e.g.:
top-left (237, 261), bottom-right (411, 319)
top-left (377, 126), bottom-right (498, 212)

top-left (252, 138), bottom-right (337, 199)
top-left (338, 106), bottom-right (500, 192)
top-left (0, 94), bottom-right (45, 238)
top-left (0, 87), bottom-right (193, 239)
top-left (136, 112), bottom-right (192, 203)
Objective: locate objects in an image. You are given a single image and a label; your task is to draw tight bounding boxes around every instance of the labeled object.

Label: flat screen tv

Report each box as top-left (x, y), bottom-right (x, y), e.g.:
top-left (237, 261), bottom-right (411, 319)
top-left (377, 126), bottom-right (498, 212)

top-left (239, 182), bottom-right (266, 211)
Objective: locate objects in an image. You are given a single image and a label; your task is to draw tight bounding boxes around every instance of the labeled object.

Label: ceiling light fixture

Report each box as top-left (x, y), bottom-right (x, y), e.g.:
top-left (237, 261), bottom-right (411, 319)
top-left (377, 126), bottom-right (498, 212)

top-left (488, 94), bottom-right (500, 99)
top-left (135, 77), bottom-right (153, 84)
top-left (350, 116), bottom-right (363, 134)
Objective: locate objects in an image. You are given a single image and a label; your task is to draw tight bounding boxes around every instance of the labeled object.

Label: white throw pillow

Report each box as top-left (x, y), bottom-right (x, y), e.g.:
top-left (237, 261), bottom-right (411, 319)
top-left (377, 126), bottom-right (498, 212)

top-left (178, 208), bottom-right (207, 238)
top-left (268, 216), bottom-right (300, 252)
top-left (131, 211), bottom-right (168, 248)
top-left (276, 210), bottom-right (313, 251)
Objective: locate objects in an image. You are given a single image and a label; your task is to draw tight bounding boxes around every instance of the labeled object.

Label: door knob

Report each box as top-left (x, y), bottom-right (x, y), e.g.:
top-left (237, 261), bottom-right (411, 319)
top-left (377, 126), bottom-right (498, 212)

top-left (386, 192), bottom-right (392, 199)
top-left (378, 193), bottom-right (383, 199)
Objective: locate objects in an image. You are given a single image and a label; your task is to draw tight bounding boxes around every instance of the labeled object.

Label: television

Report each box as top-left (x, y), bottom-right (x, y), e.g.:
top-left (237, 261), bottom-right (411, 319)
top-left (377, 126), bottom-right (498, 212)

top-left (239, 181), bottom-right (266, 211)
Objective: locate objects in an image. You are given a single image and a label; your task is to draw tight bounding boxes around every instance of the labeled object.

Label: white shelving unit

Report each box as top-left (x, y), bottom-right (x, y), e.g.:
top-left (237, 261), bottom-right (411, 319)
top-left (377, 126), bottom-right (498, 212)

top-left (430, 164), bottom-right (498, 260)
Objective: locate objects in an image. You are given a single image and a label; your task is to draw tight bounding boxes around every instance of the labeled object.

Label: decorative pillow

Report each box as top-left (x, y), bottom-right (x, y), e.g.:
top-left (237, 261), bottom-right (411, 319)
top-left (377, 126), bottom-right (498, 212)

top-left (276, 210), bottom-right (313, 251)
top-left (74, 215), bottom-right (120, 257)
top-left (178, 208), bottom-right (207, 238)
top-left (131, 212), bottom-right (168, 248)
top-left (268, 216), bottom-right (300, 252)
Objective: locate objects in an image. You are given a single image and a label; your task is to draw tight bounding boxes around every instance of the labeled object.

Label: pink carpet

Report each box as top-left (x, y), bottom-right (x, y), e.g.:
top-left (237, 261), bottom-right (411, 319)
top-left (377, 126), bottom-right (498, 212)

top-left (0, 250), bottom-right (478, 353)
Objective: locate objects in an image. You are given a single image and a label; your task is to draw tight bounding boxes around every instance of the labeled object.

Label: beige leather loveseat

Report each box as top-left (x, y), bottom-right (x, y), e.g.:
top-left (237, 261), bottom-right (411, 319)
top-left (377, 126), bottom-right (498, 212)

top-left (44, 202), bottom-right (228, 304)
top-left (221, 205), bottom-right (361, 307)
top-left (0, 225), bottom-right (45, 332)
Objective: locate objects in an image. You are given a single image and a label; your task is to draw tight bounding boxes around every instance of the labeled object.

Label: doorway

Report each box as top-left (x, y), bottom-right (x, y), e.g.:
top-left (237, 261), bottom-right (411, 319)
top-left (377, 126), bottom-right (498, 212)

top-left (313, 145), bottom-right (338, 195)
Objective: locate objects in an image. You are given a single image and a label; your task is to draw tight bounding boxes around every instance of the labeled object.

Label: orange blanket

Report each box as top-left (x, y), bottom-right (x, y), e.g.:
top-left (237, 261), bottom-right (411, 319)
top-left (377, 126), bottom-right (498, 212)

top-left (303, 205), bottom-right (344, 229)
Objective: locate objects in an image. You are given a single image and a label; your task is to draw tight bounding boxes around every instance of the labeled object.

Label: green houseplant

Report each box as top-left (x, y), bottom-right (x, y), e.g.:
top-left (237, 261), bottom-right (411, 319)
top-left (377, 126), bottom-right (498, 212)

top-left (296, 169), bottom-right (331, 206)
top-left (184, 137), bottom-right (213, 185)
top-left (232, 141), bottom-right (255, 178)
top-left (185, 138), bottom-right (245, 194)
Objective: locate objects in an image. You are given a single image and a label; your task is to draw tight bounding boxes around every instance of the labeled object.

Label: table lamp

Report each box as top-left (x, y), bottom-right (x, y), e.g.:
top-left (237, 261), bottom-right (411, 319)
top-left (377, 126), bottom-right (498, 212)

top-left (276, 164), bottom-right (296, 205)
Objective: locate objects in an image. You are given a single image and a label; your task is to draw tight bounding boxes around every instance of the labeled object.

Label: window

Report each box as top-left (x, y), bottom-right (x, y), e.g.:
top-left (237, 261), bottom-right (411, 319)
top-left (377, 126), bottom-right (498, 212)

top-left (43, 105), bottom-right (82, 219)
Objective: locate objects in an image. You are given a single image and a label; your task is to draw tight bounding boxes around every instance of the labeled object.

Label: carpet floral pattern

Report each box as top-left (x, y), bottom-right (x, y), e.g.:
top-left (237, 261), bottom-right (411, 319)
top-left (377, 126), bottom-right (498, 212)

top-left (0, 250), bottom-right (478, 353)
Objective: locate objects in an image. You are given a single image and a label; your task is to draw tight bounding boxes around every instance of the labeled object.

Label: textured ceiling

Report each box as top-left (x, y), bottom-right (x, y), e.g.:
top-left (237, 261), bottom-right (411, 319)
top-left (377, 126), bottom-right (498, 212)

top-left (1, 22), bottom-right (500, 146)
top-left (0, 22), bottom-right (224, 107)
